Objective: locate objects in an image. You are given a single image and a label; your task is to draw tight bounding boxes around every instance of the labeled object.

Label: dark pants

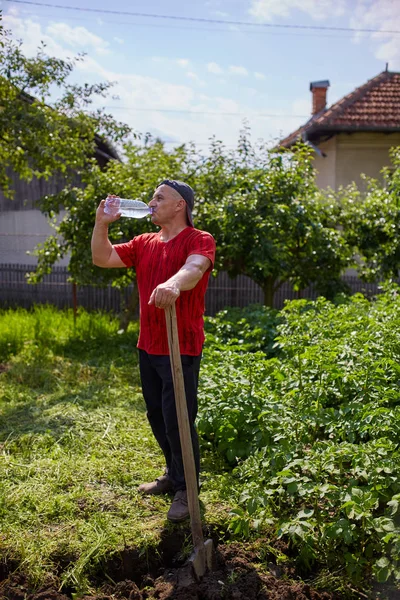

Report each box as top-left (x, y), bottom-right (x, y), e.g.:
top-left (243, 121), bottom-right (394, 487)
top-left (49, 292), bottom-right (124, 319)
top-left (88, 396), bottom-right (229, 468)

top-left (138, 349), bottom-right (202, 491)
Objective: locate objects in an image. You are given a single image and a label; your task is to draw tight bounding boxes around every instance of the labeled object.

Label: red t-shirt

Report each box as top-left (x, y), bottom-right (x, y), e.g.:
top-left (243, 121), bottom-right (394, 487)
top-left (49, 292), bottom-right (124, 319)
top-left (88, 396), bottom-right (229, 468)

top-left (114, 227), bottom-right (216, 356)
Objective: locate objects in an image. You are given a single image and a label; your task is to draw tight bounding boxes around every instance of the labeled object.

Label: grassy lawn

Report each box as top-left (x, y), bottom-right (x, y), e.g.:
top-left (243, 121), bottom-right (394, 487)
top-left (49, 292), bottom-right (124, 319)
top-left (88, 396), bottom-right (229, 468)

top-left (0, 307), bottom-right (238, 594)
top-left (3, 297), bottom-right (400, 599)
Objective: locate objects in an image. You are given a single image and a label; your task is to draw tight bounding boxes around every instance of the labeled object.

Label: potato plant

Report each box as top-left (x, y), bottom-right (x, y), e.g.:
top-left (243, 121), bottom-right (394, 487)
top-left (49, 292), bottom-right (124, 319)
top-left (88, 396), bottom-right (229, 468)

top-left (199, 285), bottom-right (400, 587)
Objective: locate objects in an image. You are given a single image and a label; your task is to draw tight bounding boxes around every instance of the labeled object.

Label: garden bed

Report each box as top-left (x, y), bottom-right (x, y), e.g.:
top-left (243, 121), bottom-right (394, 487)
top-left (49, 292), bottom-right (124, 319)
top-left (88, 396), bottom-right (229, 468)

top-left (1, 542), bottom-right (339, 600)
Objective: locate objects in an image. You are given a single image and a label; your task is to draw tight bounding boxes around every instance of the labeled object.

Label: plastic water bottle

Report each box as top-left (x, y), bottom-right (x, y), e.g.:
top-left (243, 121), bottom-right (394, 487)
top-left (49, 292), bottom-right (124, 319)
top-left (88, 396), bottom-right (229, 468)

top-left (104, 196), bottom-right (152, 219)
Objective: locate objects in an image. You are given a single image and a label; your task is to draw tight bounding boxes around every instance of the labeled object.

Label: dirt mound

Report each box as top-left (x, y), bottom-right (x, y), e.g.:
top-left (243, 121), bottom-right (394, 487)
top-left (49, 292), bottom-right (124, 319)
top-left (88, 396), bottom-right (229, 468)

top-left (142, 546), bottom-right (338, 600)
top-left (0, 543), bottom-right (341, 600)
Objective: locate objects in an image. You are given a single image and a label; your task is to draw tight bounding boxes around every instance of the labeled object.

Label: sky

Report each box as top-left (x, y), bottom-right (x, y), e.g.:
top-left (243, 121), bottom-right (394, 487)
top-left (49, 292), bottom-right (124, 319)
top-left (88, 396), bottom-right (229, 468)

top-left (1, 0), bottom-right (400, 150)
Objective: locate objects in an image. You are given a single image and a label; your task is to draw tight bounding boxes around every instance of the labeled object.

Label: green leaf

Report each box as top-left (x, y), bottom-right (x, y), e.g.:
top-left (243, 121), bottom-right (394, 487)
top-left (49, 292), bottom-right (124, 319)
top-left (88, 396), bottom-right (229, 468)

top-left (374, 557), bottom-right (392, 583)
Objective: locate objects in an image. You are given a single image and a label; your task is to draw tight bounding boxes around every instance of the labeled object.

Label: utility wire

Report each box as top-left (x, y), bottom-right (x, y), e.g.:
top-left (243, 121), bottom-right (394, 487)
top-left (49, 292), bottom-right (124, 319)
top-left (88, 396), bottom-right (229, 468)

top-left (161, 141), bottom-right (238, 146)
top-left (3, 0), bottom-right (400, 35)
top-left (5, 10), bottom-right (373, 38)
top-left (3, 7), bottom-right (379, 38)
top-left (102, 106), bottom-right (308, 118)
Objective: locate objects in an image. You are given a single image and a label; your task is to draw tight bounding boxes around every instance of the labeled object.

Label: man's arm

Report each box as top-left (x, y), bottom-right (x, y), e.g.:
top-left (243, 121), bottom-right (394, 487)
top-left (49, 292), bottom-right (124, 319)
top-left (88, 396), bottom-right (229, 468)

top-left (148, 254), bottom-right (211, 309)
top-left (91, 198), bottom-right (126, 268)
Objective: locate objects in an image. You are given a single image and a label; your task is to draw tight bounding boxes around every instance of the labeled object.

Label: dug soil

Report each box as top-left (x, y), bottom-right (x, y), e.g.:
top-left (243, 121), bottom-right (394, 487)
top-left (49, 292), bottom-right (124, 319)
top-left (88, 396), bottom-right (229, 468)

top-left (0, 542), bottom-right (344, 600)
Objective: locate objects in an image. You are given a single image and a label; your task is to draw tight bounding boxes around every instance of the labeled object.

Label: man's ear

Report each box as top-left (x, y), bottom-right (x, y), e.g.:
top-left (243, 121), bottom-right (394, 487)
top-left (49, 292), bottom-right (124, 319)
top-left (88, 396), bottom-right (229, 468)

top-left (176, 198), bottom-right (186, 212)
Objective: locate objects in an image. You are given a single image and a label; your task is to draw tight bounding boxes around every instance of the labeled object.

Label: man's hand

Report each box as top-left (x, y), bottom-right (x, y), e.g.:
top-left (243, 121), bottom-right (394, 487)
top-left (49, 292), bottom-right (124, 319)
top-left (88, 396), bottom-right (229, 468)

top-left (92, 195), bottom-right (126, 268)
top-left (148, 281), bottom-right (181, 309)
top-left (95, 195), bottom-right (121, 226)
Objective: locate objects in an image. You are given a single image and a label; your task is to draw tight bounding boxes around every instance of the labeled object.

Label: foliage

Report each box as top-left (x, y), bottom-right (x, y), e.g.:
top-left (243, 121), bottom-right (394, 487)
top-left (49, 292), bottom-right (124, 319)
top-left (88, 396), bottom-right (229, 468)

top-left (1, 27), bottom-right (352, 306)
top-left (198, 286), bottom-right (400, 588)
top-left (0, 26), bottom-right (131, 199)
top-left (29, 139), bottom-right (199, 287)
top-left (195, 130), bottom-right (350, 306)
top-left (336, 147), bottom-right (400, 282)
top-left (5, 20), bottom-right (400, 315)
top-left (3, 295), bottom-right (400, 594)
top-left (204, 303), bottom-right (280, 354)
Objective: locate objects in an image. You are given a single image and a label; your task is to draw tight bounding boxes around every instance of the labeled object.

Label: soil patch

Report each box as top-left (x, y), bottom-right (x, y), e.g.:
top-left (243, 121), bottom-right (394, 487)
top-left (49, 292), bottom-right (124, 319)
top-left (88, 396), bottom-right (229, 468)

top-left (0, 542), bottom-right (345, 600)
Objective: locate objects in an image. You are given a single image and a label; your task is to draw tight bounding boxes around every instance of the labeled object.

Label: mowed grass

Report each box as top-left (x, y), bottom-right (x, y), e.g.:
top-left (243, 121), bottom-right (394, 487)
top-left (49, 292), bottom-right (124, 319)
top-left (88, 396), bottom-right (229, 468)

top-left (0, 306), bottom-right (236, 593)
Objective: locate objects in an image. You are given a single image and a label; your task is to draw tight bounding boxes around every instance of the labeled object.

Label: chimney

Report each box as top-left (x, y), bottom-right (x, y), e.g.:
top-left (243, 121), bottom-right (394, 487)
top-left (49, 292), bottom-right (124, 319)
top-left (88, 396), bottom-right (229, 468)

top-left (310, 80), bottom-right (330, 115)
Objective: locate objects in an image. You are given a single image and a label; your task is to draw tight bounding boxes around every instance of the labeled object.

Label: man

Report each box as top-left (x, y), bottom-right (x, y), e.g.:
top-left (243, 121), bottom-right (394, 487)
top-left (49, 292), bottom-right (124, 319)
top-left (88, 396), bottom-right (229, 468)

top-left (91, 180), bottom-right (216, 522)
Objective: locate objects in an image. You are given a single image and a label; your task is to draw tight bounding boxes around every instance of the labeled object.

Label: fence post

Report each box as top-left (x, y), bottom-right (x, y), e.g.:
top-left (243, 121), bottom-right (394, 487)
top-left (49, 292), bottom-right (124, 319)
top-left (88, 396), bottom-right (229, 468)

top-left (72, 282), bottom-right (78, 325)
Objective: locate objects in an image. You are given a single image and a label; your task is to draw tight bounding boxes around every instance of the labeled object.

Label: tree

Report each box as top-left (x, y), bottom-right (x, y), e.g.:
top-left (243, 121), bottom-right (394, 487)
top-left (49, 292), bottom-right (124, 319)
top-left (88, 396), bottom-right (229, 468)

top-left (338, 147), bottom-right (400, 282)
top-left (1, 23), bottom-right (352, 312)
top-left (31, 139), bottom-right (200, 285)
top-left (0, 24), bottom-right (131, 198)
top-left (195, 130), bottom-right (350, 307)
top-left (29, 139), bottom-right (200, 324)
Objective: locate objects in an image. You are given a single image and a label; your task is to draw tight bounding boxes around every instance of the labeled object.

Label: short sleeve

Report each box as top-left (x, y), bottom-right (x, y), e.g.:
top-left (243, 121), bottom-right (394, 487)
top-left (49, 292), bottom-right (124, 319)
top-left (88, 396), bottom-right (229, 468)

top-left (188, 231), bottom-right (216, 270)
top-left (114, 238), bottom-right (138, 267)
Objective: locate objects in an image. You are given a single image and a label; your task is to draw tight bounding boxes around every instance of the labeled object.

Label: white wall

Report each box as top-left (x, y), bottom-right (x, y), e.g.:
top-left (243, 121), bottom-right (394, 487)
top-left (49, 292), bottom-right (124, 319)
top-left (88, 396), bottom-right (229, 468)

top-left (0, 209), bottom-right (69, 265)
top-left (313, 137), bottom-right (337, 190)
top-left (335, 132), bottom-right (400, 190)
top-left (313, 131), bottom-right (400, 191)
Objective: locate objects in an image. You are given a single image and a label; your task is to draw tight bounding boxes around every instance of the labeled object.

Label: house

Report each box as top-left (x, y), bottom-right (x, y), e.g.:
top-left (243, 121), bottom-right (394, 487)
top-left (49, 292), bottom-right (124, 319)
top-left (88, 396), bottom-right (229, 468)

top-left (0, 138), bottom-right (119, 266)
top-left (0, 78), bottom-right (121, 266)
top-left (279, 69), bottom-right (400, 190)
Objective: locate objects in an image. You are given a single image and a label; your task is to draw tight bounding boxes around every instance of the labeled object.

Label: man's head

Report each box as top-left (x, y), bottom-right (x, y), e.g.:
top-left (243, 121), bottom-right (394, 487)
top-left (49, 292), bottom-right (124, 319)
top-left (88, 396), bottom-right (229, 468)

top-left (150, 180), bottom-right (194, 228)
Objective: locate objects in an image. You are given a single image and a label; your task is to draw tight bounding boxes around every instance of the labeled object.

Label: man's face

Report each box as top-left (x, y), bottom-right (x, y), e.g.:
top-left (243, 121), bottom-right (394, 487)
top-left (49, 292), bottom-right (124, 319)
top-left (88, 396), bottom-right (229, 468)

top-left (149, 184), bottom-right (185, 226)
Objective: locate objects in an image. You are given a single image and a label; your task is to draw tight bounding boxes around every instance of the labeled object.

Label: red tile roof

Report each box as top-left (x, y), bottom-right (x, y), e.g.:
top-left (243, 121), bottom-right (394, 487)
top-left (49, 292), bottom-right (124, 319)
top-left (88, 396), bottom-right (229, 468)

top-left (279, 70), bottom-right (400, 148)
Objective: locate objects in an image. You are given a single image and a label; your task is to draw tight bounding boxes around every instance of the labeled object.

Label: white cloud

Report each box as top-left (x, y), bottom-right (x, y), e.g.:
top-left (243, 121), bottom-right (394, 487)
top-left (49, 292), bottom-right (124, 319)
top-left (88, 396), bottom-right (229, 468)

top-left (3, 13), bottom-right (71, 60)
top-left (113, 37), bottom-right (125, 45)
top-left (247, 0), bottom-right (399, 73)
top-left (350, 0), bottom-right (400, 70)
top-left (249, 0), bottom-right (347, 22)
top-left (3, 11), bottom-right (110, 58)
top-left (207, 61), bottom-right (224, 74)
top-left (292, 96), bottom-right (311, 117)
top-left (254, 72), bottom-right (266, 80)
top-left (229, 65), bottom-right (248, 76)
top-left (151, 57), bottom-right (191, 69)
top-left (213, 97), bottom-right (241, 113)
top-left (212, 10), bottom-right (230, 17)
top-left (46, 22), bottom-right (110, 55)
top-left (79, 60), bottom-right (301, 146)
top-left (186, 71), bottom-right (206, 86)
top-left (2, 8), bottom-right (306, 148)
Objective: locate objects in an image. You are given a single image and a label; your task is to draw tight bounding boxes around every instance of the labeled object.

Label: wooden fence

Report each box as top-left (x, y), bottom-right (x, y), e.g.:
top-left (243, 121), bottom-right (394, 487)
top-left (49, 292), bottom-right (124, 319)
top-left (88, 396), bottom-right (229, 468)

top-left (0, 263), bottom-right (383, 316)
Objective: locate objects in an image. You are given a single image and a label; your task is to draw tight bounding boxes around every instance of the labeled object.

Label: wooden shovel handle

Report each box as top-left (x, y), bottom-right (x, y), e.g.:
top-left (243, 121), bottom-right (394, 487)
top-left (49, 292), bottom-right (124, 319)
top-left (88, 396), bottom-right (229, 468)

top-left (165, 304), bottom-right (205, 556)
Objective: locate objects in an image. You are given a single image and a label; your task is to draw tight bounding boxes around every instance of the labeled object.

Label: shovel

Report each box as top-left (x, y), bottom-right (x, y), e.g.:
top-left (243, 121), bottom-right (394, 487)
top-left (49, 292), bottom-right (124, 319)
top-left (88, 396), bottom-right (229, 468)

top-left (164, 303), bottom-right (214, 580)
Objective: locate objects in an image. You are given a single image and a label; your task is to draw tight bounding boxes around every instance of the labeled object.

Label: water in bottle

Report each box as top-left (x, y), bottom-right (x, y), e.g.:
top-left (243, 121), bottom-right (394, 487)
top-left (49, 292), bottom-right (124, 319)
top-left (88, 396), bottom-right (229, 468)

top-left (104, 196), bottom-right (152, 219)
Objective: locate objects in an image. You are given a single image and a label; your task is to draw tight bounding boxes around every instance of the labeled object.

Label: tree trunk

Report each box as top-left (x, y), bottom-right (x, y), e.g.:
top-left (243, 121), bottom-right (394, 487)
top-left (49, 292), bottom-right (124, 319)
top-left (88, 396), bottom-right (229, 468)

top-left (263, 278), bottom-right (275, 308)
top-left (119, 283), bottom-right (139, 331)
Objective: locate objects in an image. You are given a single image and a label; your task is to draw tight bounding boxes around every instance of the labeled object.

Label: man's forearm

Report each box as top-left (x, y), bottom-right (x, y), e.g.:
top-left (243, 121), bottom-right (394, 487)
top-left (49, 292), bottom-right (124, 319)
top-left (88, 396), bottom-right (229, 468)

top-left (167, 262), bottom-right (206, 292)
top-left (148, 254), bottom-right (211, 308)
top-left (91, 222), bottom-right (113, 266)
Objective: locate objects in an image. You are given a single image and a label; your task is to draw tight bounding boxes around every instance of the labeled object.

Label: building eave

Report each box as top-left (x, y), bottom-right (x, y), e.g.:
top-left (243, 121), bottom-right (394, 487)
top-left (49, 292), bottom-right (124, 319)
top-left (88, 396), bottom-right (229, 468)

top-left (280, 124), bottom-right (400, 149)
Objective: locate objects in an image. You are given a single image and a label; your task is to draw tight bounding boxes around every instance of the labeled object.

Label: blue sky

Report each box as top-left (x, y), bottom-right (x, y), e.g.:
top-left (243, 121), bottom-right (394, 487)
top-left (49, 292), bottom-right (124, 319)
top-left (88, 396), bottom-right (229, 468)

top-left (1, 0), bottom-right (399, 149)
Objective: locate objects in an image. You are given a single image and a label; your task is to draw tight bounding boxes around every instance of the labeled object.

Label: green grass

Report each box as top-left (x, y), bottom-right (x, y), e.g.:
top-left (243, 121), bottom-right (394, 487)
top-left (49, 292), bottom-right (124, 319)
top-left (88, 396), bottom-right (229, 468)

top-left (0, 306), bottom-right (238, 594)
